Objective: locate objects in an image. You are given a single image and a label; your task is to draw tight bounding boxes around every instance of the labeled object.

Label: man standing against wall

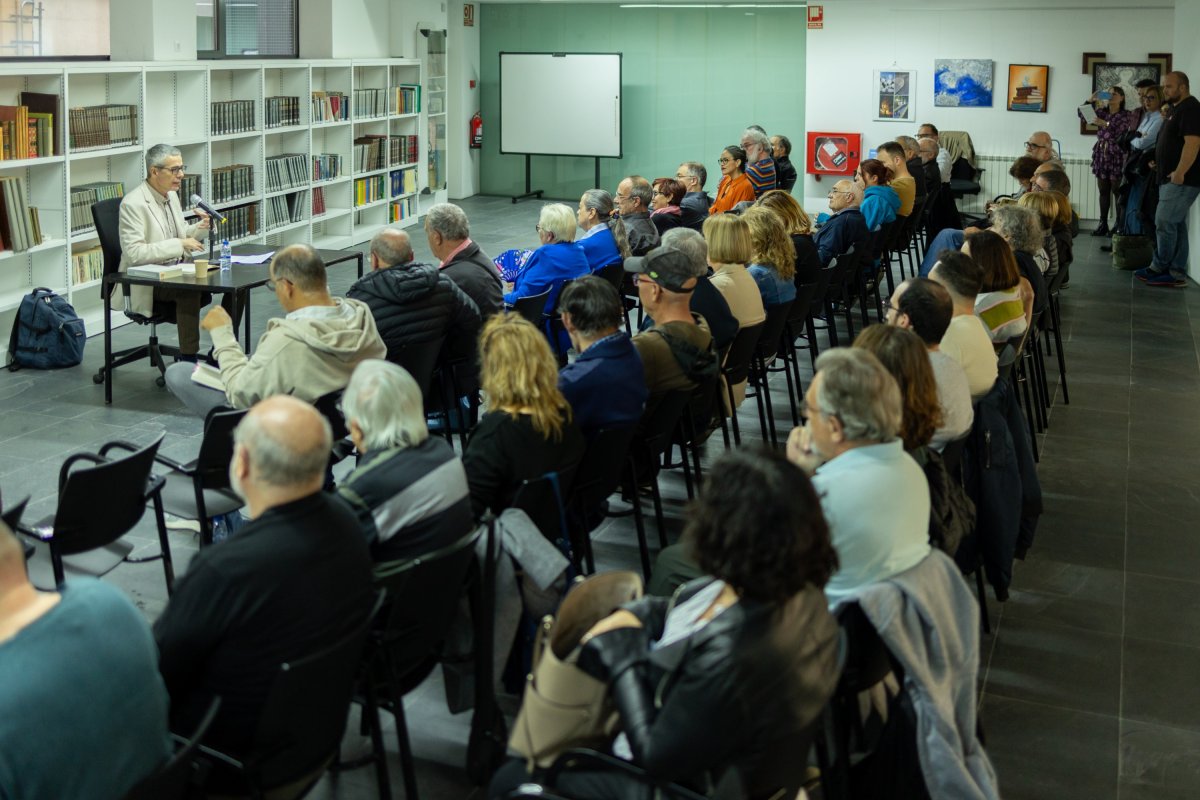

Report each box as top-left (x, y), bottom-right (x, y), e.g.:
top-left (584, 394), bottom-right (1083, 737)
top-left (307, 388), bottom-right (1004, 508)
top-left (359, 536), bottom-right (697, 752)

top-left (1137, 71), bottom-right (1200, 288)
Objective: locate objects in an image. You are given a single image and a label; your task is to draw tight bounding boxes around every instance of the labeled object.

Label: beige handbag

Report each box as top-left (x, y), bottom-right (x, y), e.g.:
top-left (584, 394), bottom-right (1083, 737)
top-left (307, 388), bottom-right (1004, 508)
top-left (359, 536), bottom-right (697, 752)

top-left (509, 570), bottom-right (644, 768)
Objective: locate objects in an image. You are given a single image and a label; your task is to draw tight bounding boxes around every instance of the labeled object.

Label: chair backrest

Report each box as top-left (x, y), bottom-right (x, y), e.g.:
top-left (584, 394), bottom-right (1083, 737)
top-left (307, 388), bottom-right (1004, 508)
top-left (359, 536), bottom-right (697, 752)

top-left (721, 321), bottom-right (764, 385)
top-left (568, 425), bottom-right (638, 512)
top-left (512, 287), bottom-right (553, 325)
top-left (808, 265), bottom-right (836, 317)
top-left (91, 197), bottom-right (124, 301)
top-left (311, 388), bottom-right (349, 441)
top-left (512, 464), bottom-right (579, 546)
top-left (251, 596), bottom-right (379, 790)
top-left (939, 432), bottom-right (970, 482)
top-left (593, 261), bottom-right (625, 292)
top-left (121, 697), bottom-right (222, 800)
top-left (634, 389), bottom-right (692, 478)
top-left (788, 281), bottom-right (819, 328)
top-left (53, 435), bottom-right (164, 556)
top-left (195, 407), bottom-right (248, 491)
top-left (877, 219), bottom-right (901, 259)
top-left (835, 602), bottom-right (894, 695)
top-left (389, 336), bottom-right (446, 400)
top-left (755, 301), bottom-right (793, 362)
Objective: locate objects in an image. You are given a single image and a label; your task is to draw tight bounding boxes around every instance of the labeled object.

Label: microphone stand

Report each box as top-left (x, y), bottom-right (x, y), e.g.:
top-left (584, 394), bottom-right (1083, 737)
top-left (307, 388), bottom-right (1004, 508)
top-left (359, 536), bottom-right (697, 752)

top-left (208, 216), bottom-right (218, 264)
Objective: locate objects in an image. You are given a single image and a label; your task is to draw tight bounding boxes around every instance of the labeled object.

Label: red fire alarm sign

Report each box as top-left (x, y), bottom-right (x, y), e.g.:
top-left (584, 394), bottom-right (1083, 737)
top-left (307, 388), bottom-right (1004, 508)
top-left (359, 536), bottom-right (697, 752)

top-left (464, 4), bottom-right (475, 26)
top-left (807, 5), bottom-right (823, 29)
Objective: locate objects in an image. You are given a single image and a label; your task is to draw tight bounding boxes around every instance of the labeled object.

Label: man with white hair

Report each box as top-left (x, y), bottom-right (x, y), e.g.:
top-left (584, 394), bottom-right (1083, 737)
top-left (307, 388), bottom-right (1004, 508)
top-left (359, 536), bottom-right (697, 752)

top-left (337, 360), bottom-right (474, 561)
top-left (424, 202), bottom-right (504, 317)
top-left (812, 179), bottom-right (868, 266)
top-left (787, 347), bottom-right (931, 606)
top-left (154, 396), bottom-right (374, 769)
top-left (740, 127), bottom-right (777, 197)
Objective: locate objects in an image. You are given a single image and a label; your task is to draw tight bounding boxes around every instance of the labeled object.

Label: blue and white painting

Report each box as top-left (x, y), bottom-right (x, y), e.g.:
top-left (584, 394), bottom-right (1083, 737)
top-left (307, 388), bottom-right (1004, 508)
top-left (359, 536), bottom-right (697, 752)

top-left (934, 59), bottom-right (994, 107)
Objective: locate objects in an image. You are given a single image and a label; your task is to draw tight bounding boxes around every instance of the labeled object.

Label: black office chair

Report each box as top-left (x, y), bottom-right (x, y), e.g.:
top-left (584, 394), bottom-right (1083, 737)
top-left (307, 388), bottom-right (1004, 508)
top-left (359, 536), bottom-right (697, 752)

top-left (154, 406), bottom-right (247, 548)
top-left (122, 697), bottom-right (222, 800)
top-left (90, 197), bottom-right (183, 388)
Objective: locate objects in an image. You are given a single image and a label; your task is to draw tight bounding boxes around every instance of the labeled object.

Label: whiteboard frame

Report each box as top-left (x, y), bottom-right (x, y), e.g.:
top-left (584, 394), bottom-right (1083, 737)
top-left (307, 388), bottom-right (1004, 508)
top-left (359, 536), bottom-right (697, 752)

top-left (498, 51), bottom-right (624, 159)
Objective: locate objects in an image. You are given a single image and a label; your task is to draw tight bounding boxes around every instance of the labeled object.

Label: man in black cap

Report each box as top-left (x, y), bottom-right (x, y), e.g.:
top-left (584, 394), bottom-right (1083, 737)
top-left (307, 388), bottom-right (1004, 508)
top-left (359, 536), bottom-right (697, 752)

top-left (627, 246), bottom-right (719, 396)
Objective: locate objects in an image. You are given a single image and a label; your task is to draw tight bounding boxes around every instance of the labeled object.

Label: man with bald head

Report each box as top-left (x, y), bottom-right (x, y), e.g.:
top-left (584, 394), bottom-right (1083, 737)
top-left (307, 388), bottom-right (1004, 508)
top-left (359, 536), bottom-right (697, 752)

top-left (813, 179), bottom-right (868, 266)
top-left (0, 518), bottom-right (169, 798)
top-left (154, 395), bottom-right (374, 764)
top-left (1024, 131), bottom-right (1063, 167)
top-left (164, 242), bottom-right (386, 416)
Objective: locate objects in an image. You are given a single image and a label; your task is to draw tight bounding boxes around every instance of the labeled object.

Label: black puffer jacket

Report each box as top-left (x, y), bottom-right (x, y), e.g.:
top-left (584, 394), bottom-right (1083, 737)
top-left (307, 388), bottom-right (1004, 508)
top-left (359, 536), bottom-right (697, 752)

top-left (347, 262), bottom-right (482, 364)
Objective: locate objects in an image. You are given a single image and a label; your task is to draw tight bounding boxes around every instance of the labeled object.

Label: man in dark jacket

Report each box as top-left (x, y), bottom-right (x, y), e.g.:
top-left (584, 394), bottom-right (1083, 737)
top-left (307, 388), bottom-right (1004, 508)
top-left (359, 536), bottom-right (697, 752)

top-left (616, 175), bottom-right (661, 255)
top-left (675, 161), bottom-right (711, 231)
top-left (813, 180), bottom-right (869, 266)
top-left (770, 134), bottom-right (799, 192)
top-left (424, 202), bottom-right (504, 317)
top-left (347, 228), bottom-right (483, 369)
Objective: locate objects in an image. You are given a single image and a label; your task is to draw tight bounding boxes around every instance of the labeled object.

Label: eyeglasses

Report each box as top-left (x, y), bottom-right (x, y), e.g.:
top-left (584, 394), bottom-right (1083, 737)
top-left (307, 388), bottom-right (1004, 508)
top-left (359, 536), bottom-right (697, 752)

top-left (827, 189), bottom-right (852, 196)
top-left (615, 194), bottom-right (631, 201)
top-left (652, 189), bottom-right (665, 197)
top-left (717, 157), bottom-right (732, 164)
top-left (535, 224), bottom-right (543, 233)
top-left (265, 275), bottom-right (292, 291)
top-left (156, 164), bottom-right (188, 175)
top-left (1024, 142), bottom-right (1048, 151)
top-left (675, 173), bottom-right (691, 180)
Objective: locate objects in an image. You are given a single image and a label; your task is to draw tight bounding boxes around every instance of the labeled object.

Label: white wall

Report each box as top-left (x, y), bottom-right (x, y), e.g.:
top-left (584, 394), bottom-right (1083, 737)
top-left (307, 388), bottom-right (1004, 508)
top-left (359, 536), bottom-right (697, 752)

top-left (110, 0), bottom-right (196, 60)
top-left (448, 3), bottom-right (481, 199)
top-left (803, 2), bottom-right (1172, 211)
top-left (392, 0), bottom-right (447, 59)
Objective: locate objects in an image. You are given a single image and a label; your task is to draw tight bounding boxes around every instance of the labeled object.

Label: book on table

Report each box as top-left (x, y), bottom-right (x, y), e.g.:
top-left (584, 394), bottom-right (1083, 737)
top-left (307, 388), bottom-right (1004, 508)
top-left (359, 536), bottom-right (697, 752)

top-left (127, 264), bottom-right (185, 280)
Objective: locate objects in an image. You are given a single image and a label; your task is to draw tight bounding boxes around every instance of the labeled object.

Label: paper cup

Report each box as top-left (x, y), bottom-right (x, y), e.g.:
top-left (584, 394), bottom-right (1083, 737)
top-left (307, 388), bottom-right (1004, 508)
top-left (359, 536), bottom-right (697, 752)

top-left (194, 259), bottom-right (211, 276)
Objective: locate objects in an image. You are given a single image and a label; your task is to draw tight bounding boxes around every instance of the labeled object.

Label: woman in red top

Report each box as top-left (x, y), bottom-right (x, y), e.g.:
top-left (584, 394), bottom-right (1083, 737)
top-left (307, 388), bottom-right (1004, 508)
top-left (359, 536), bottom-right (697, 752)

top-left (709, 145), bottom-right (756, 214)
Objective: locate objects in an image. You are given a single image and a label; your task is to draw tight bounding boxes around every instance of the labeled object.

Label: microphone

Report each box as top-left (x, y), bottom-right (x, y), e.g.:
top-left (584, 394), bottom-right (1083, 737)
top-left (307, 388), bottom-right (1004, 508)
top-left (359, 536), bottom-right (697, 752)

top-left (190, 194), bottom-right (227, 224)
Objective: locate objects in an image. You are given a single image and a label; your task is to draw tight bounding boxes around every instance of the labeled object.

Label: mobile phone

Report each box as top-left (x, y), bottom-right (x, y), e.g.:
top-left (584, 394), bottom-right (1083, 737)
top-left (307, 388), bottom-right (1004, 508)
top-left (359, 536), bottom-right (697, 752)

top-left (1097, 91), bottom-right (1112, 101)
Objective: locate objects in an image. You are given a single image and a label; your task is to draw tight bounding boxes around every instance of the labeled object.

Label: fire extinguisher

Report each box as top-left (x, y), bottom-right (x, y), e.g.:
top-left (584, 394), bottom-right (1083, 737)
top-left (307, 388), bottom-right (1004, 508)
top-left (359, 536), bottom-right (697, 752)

top-left (470, 112), bottom-right (482, 149)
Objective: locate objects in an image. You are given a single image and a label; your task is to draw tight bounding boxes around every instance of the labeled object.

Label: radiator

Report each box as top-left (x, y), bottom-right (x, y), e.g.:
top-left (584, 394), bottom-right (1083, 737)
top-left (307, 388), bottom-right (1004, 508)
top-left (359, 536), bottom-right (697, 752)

top-left (959, 154), bottom-right (1098, 220)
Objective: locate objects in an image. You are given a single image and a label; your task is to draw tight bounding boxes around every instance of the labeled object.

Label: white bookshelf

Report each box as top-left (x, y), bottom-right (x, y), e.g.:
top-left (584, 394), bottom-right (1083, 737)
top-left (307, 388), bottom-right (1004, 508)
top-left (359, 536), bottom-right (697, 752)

top-left (0, 58), bottom-right (429, 348)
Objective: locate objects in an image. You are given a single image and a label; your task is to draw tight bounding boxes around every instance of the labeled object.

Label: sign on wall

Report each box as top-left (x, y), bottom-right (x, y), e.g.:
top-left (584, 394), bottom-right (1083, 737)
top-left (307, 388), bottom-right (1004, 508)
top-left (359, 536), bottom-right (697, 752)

top-left (464, 4), bottom-right (475, 26)
top-left (807, 5), bottom-right (823, 29)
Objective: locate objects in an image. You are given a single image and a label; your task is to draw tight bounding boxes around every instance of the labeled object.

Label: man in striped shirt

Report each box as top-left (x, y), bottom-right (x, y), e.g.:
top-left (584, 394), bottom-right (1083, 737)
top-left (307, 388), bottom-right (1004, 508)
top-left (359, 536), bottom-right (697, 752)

top-left (740, 127), bottom-right (777, 197)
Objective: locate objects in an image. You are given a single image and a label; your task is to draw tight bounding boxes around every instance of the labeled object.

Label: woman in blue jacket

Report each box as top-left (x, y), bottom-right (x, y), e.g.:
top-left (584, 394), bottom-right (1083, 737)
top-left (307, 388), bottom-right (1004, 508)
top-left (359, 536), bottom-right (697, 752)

top-left (855, 159), bottom-right (901, 233)
top-left (504, 203), bottom-right (591, 315)
top-left (575, 189), bottom-right (631, 271)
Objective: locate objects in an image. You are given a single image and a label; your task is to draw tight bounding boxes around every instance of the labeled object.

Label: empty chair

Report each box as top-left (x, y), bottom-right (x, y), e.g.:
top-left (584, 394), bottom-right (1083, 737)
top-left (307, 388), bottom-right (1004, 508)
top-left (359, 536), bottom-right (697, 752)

top-left (718, 321), bottom-right (764, 447)
top-left (566, 425), bottom-right (638, 574)
top-left (154, 406), bottom-right (247, 548)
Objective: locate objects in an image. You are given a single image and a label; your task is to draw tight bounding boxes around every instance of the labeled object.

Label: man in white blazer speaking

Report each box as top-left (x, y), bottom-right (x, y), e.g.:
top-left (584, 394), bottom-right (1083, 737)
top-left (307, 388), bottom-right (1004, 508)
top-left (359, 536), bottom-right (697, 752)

top-left (114, 143), bottom-right (210, 358)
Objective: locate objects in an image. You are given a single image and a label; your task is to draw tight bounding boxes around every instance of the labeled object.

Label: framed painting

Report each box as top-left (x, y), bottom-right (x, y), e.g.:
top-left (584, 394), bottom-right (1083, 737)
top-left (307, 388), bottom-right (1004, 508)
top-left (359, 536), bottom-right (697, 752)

top-left (934, 59), bottom-right (994, 107)
top-left (874, 69), bottom-right (916, 122)
top-left (1083, 61), bottom-right (1162, 134)
top-left (1007, 64), bottom-right (1049, 113)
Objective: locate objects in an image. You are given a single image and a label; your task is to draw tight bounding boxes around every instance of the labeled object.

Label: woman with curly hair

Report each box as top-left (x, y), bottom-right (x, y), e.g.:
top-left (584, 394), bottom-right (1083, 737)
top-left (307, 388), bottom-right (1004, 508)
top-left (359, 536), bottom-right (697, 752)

top-left (756, 189), bottom-right (821, 284)
top-left (462, 314), bottom-right (585, 518)
top-left (853, 324), bottom-right (944, 455)
top-left (742, 205), bottom-right (797, 306)
top-left (490, 446), bottom-right (840, 799)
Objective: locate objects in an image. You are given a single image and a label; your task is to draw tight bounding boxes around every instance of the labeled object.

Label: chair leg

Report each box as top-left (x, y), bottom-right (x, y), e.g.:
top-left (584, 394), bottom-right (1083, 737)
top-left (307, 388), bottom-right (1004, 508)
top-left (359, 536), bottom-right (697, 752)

top-left (50, 541), bottom-right (65, 588)
top-left (805, 314), bottom-right (820, 370)
top-left (392, 692), bottom-right (420, 800)
top-left (365, 680), bottom-right (394, 800)
top-left (625, 463), bottom-right (653, 579)
top-left (1051, 298), bottom-right (1070, 404)
top-left (151, 494), bottom-right (175, 595)
top-left (678, 436), bottom-right (695, 500)
top-left (975, 564), bottom-right (991, 634)
top-left (727, 380), bottom-right (742, 446)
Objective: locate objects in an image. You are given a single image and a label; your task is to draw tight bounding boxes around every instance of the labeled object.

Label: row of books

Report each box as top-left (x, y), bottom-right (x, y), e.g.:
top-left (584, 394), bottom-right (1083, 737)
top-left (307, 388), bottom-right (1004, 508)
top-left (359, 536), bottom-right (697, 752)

top-left (391, 135), bottom-right (419, 167)
top-left (312, 186), bottom-right (326, 216)
top-left (68, 104), bottom-right (138, 151)
top-left (389, 196), bottom-right (417, 223)
top-left (354, 175), bottom-right (386, 207)
top-left (264, 190), bottom-right (308, 231)
top-left (390, 167), bottom-right (417, 198)
top-left (392, 85), bottom-right (420, 115)
top-left (353, 88), bottom-right (388, 119)
top-left (265, 153), bottom-right (308, 192)
top-left (313, 153), bottom-right (341, 182)
top-left (73, 246), bottom-right (104, 284)
top-left (222, 202), bottom-right (258, 240)
top-left (1, 92), bottom-right (57, 159)
top-left (212, 100), bottom-right (256, 135)
top-left (212, 163), bottom-right (255, 203)
top-left (353, 135), bottom-right (419, 173)
top-left (0, 175), bottom-right (41, 252)
top-left (69, 181), bottom-right (124, 233)
top-left (180, 174), bottom-right (202, 204)
top-left (265, 96), bottom-right (300, 128)
top-left (312, 91), bottom-right (349, 122)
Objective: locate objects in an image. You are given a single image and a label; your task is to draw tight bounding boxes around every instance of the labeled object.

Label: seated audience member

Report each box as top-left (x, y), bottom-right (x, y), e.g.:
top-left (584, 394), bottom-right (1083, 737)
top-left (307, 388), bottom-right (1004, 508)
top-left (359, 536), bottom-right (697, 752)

top-left (154, 396), bottom-right (375, 761)
top-left (743, 206), bottom-right (798, 306)
top-left (988, 204), bottom-right (1047, 315)
top-left (896, 135), bottom-right (928, 204)
top-left (425, 202), bottom-right (505, 317)
top-left (616, 176), bottom-right (661, 255)
top-left (853, 324), bottom-right (943, 456)
top-left (1045, 190), bottom-right (1075, 273)
top-left (813, 180), bottom-right (868, 267)
top-left (1008, 155), bottom-right (1042, 198)
top-left (786, 348), bottom-right (931, 606)
top-left (1025, 130), bottom-right (1062, 166)
top-left (650, 177), bottom-right (686, 235)
top-left (164, 244), bottom-right (386, 417)
top-left (503, 203), bottom-right (590, 313)
top-left (462, 315), bottom-right (585, 518)
top-left (116, 143), bottom-right (211, 360)
top-left (659, 227), bottom-right (738, 352)
top-left (770, 134), bottom-right (799, 192)
top-left (756, 189), bottom-right (821, 284)
top-left (741, 127), bottom-right (778, 197)
top-left (928, 251), bottom-right (999, 397)
top-left (918, 137), bottom-right (942, 200)
top-left (0, 520), bottom-right (169, 799)
top-left (630, 246), bottom-right (719, 395)
top-left (337, 360), bottom-right (474, 562)
top-left (886, 277), bottom-right (974, 450)
top-left (347, 228), bottom-right (482, 367)
top-left (964, 230), bottom-right (1031, 341)
top-left (557, 276), bottom-right (648, 438)
top-left (1032, 168), bottom-right (1079, 237)
top-left (709, 145), bottom-right (756, 214)
top-left (576, 189), bottom-right (632, 271)
top-left (877, 141), bottom-right (917, 217)
top-left (675, 161), bottom-right (711, 230)
top-left (1018, 191), bottom-right (1063, 276)
top-left (705, 214), bottom-right (766, 410)
top-left (918, 122), bottom-right (952, 184)
top-left (491, 447), bottom-right (839, 798)
top-left (854, 158), bottom-right (901, 233)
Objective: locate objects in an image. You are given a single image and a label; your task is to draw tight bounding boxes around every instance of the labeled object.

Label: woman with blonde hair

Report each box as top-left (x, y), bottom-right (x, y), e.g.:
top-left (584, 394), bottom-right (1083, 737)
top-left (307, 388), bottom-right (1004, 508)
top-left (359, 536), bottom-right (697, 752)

top-left (853, 324), bottom-right (943, 455)
top-left (462, 314), bottom-right (585, 517)
top-left (704, 214), bottom-right (765, 411)
top-left (1017, 192), bottom-right (1062, 276)
top-left (756, 189), bottom-right (821, 284)
top-left (742, 206), bottom-right (797, 306)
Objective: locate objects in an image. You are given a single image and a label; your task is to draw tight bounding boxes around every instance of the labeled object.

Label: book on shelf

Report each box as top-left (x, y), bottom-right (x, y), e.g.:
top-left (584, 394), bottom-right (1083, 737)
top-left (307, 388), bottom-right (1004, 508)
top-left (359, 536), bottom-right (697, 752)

top-left (211, 100), bottom-right (256, 136)
top-left (70, 181), bottom-right (125, 234)
top-left (264, 190), bottom-right (308, 231)
top-left (312, 186), bottom-right (326, 216)
top-left (388, 134), bottom-right (419, 166)
top-left (180, 174), bottom-right (202, 205)
top-left (353, 88), bottom-right (386, 118)
top-left (265, 96), bottom-right (300, 128)
top-left (19, 92), bottom-right (58, 156)
top-left (353, 134), bottom-right (387, 172)
top-left (311, 91), bottom-right (348, 122)
top-left (220, 201), bottom-right (259, 240)
top-left (354, 175), bottom-right (386, 206)
top-left (28, 206), bottom-right (41, 247)
top-left (312, 153), bottom-right (341, 181)
top-left (211, 164), bottom-right (255, 203)
top-left (72, 246), bottom-right (104, 284)
top-left (392, 85), bottom-right (420, 115)
top-left (0, 174), bottom-right (35, 252)
top-left (389, 195), bottom-right (417, 223)
top-left (128, 264), bottom-right (184, 280)
top-left (0, 105), bottom-right (29, 160)
top-left (265, 153), bottom-right (309, 192)
top-left (67, 104), bottom-right (138, 151)
top-left (390, 168), bottom-right (417, 198)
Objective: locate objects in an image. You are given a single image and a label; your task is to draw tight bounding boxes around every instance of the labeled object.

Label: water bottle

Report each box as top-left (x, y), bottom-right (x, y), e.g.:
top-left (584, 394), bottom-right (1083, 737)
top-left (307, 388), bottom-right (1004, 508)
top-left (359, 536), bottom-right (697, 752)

top-left (220, 238), bottom-right (232, 271)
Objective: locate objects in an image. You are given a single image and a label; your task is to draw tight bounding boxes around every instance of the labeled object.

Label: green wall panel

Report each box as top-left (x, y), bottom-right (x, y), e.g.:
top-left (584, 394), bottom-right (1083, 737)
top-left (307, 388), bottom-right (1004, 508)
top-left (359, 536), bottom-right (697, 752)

top-left (479, 4), bottom-right (806, 201)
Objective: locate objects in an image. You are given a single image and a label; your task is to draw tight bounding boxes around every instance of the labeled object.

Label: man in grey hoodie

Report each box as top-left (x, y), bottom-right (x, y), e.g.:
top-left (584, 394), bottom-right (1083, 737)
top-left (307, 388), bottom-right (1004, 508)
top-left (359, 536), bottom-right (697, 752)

top-left (165, 243), bottom-right (386, 417)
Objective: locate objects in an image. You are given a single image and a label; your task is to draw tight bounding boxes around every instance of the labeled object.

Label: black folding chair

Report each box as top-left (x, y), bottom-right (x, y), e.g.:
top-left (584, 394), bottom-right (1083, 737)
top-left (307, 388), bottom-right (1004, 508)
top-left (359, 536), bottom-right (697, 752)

top-left (510, 287), bottom-right (553, 326)
top-left (719, 322), bottom-right (764, 447)
top-left (746, 301), bottom-right (794, 445)
top-left (122, 697), bottom-right (222, 800)
top-left (154, 406), bottom-right (247, 548)
top-left (566, 425), bottom-right (637, 574)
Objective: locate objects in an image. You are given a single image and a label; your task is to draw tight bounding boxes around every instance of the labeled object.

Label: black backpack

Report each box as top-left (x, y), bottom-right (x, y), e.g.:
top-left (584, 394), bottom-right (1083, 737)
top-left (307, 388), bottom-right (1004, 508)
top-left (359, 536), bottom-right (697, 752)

top-left (6, 288), bottom-right (86, 371)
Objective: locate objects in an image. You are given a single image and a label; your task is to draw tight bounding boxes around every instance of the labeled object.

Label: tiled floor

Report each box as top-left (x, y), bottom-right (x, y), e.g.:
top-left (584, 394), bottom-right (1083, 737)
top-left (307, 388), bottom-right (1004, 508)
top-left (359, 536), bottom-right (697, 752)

top-left (2, 197), bottom-right (1198, 800)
